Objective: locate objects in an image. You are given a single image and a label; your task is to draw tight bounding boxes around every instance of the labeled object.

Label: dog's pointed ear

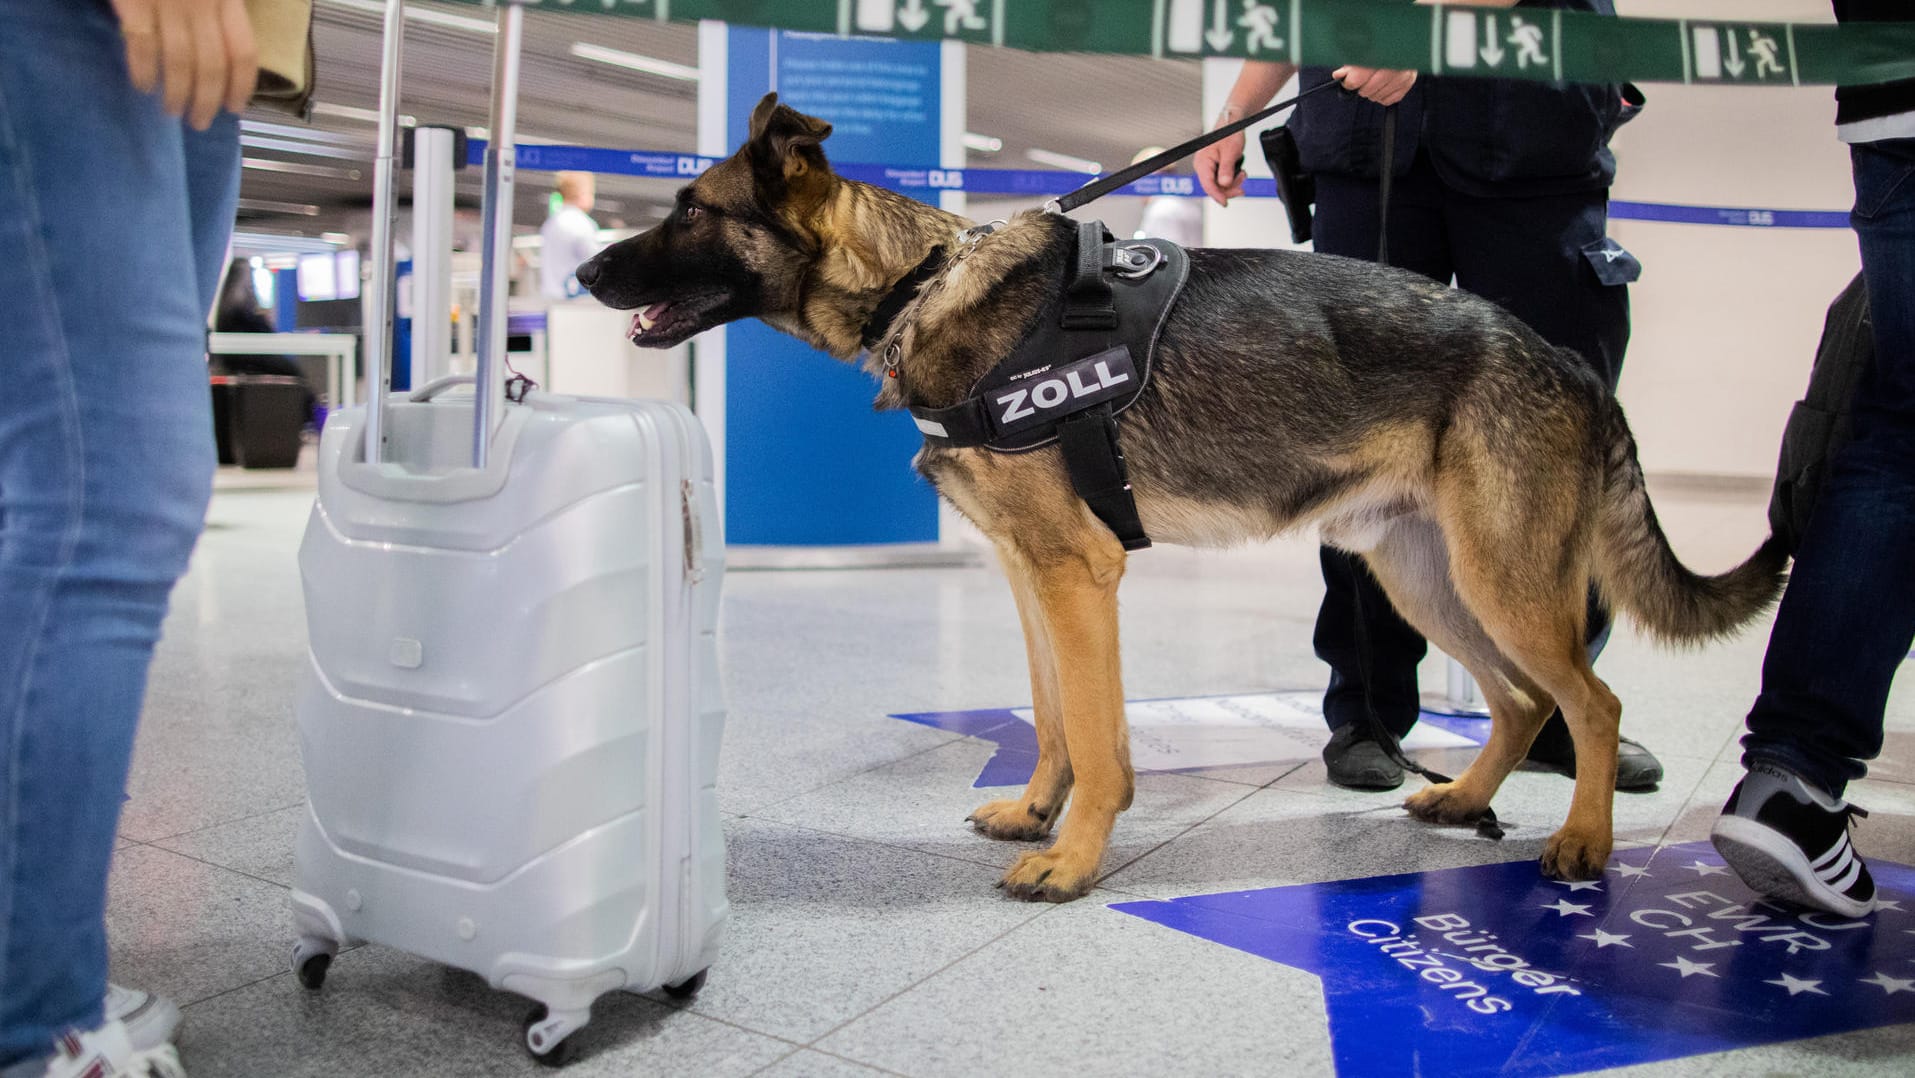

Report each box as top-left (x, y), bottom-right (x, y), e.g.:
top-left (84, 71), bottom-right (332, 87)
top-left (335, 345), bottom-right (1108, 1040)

top-left (746, 92), bottom-right (834, 194)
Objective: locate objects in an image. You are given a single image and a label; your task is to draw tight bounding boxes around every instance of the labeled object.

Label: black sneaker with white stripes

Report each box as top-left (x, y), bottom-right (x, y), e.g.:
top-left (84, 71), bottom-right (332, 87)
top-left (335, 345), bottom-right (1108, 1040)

top-left (1711, 763), bottom-right (1877, 919)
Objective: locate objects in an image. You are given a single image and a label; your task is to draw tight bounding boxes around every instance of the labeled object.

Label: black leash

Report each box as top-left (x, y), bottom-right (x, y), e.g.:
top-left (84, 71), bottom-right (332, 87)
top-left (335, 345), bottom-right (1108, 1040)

top-left (1375, 107), bottom-right (1394, 266)
top-left (1049, 80), bottom-right (1339, 215)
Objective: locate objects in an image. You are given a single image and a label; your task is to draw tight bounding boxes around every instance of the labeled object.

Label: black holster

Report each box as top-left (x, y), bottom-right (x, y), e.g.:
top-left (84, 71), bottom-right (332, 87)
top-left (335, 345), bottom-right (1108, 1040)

top-left (1259, 125), bottom-right (1316, 245)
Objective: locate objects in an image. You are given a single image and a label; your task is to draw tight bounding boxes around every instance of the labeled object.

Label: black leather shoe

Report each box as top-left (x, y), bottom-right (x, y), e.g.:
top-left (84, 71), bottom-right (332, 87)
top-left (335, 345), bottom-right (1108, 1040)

top-left (1323, 724), bottom-right (1405, 790)
top-left (1525, 716), bottom-right (1664, 791)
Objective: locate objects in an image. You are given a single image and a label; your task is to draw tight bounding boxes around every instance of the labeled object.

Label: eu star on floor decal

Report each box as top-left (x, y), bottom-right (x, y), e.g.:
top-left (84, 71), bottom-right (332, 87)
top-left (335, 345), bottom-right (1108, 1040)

top-left (1111, 842), bottom-right (1915, 1076)
top-left (891, 690), bottom-right (1484, 787)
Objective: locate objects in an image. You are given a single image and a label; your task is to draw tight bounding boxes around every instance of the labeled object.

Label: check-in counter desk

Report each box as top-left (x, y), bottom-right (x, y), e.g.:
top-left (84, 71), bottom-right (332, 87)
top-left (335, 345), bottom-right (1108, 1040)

top-left (532, 300), bottom-right (691, 406)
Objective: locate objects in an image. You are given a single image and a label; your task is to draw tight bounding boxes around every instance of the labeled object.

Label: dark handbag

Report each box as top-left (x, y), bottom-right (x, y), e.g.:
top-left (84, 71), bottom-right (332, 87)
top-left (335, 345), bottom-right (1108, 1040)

top-left (1258, 125), bottom-right (1316, 245)
top-left (1769, 273), bottom-right (1874, 554)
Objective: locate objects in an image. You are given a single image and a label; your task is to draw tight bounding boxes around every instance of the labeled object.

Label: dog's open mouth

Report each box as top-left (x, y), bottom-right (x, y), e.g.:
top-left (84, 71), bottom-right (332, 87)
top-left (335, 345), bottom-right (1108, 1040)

top-left (627, 292), bottom-right (729, 348)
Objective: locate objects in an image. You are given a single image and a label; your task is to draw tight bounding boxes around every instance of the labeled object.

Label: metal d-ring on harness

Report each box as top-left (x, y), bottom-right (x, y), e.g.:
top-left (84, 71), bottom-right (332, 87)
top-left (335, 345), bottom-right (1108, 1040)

top-left (1112, 244), bottom-right (1164, 278)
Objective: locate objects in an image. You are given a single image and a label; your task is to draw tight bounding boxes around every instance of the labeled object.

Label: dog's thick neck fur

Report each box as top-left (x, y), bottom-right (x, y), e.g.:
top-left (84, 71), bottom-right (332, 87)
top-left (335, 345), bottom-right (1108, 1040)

top-left (768, 176), bottom-right (1073, 414)
top-left (766, 178), bottom-right (969, 364)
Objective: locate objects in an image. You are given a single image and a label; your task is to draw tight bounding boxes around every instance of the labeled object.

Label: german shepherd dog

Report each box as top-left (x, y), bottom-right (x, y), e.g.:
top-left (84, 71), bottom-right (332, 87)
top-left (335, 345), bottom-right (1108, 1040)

top-left (577, 94), bottom-right (1787, 902)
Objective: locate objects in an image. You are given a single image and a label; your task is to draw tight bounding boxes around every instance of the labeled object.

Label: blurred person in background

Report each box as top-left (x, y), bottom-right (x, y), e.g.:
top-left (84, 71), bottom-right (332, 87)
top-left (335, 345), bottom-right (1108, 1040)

top-left (539, 170), bottom-right (604, 299)
top-left (1130, 146), bottom-right (1204, 247)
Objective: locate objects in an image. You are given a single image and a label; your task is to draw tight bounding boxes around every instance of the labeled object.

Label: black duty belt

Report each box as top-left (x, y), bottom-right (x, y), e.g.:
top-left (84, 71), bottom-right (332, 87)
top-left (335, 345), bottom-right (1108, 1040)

top-left (907, 219), bottom-right (1189, 551)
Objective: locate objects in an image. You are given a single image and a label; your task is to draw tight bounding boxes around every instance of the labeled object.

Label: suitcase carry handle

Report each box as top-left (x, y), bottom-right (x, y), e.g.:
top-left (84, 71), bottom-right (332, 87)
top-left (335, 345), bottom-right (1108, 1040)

top-left (365, 0), bottom-right (525, 471)
top-left (408, 374), bottom-right (477, 403)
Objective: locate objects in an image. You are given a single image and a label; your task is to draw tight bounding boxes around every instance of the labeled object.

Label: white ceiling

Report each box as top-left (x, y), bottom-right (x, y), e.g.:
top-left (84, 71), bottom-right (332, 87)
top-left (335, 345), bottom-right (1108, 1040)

top-left (236, 0), bottom-right (1205, 240)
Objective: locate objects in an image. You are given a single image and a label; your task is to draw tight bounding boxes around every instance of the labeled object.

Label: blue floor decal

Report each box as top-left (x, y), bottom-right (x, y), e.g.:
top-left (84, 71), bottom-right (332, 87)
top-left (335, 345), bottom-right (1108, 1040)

top-left (893, 690), bottom-right (1486, 788)
top-left (1111, 842), bottom-right (1915, 1076)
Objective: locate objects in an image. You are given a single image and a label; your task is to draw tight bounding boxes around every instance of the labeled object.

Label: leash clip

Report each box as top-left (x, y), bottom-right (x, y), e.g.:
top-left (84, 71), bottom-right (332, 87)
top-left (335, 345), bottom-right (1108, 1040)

top-left (957, 221), bottom-right (1003, 248)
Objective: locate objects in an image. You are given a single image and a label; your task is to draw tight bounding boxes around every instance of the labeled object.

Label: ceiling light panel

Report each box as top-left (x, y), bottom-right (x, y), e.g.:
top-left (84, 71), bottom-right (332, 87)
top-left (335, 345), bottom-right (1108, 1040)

top-left (242, 158), bottom-right (365, 180)
top-left (569, 42), bottom-right (700, 82)
top-left (1025, 147), bottom-right (1102, 174)
top-left (321, 0), bottom-right (497, 35)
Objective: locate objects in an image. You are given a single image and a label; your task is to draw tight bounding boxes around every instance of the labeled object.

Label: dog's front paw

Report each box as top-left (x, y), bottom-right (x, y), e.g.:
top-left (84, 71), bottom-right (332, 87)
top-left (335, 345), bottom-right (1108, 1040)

top-left (996, 848), bottom-right (1095, 903)
top-left (1403, 782), bottom-right (1489, 825)
top-left (967, 798), bottom-right (1054, 842)
top-left (1541, 827), bottom-right (1611, 881)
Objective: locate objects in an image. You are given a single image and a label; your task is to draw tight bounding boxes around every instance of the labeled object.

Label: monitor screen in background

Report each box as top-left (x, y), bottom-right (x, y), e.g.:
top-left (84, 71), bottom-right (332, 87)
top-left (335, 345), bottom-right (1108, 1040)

top-left (297, 253), bottom-right (337, 302)
top-left (334, 250), bottom-right (361, 301)
top-left (294, 299), bottom-right (361, 331)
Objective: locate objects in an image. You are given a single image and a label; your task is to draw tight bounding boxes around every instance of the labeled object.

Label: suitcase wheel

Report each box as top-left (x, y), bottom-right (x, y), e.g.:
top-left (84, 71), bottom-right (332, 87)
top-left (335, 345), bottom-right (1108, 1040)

top-left (291, 936), bottom-right (338, 991)
top-left (295, 953), bottom-right (331, 991)
top-left (523, 1004), bottom-right (583, 1068)
top-left (663, 969), bottom-right (709, 1000)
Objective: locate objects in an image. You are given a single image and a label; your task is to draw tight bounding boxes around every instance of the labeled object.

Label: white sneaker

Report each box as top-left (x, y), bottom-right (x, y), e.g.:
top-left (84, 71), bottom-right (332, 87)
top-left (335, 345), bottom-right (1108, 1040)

top-left (39, 1020), bottom-right (186, 1078)
top-left (103, 985), bottom-right (180, 1055)
top-left (1711, 762), bottom-right (1878, 919)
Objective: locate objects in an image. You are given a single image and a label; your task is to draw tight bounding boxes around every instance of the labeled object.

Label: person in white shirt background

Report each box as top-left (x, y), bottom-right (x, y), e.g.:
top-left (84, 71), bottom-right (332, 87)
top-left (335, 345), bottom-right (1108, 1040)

top-left (1130, 146), bottom-right (1204, 248)
top-left (539, 170), bottom-right (604, 300)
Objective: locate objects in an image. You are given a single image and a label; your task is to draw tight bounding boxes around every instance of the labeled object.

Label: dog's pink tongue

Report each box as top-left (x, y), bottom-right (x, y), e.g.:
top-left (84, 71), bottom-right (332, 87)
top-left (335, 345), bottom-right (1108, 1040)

top-left (630, 302), bottom-right (672, 339)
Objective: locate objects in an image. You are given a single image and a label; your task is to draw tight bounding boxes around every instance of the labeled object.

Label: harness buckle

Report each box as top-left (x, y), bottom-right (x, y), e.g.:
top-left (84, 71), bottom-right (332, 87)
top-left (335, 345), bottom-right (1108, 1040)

top-left (1112, 243), bottom-right (1164, 279)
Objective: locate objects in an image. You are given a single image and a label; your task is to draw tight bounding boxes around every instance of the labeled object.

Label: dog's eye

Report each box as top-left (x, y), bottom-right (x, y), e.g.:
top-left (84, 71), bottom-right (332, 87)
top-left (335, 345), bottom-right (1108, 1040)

top-left (682, 205), bottom-right (702, 222)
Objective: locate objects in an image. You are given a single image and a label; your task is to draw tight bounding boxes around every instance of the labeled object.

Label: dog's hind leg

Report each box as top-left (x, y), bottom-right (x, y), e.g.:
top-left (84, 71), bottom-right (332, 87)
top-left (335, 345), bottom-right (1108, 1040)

top-left (967, 546), bottom-right (1075, 841)
top-left (994, 525), bottom-right (1132, 903)
top-left (1360, 519), bottom-right (1556, 828)
top-left (1435, 492), bottom-right (1621, 881)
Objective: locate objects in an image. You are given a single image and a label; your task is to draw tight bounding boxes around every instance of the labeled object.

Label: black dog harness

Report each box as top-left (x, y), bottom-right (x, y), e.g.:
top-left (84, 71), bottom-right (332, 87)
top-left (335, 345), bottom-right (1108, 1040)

top-left (864, 219), bottom-right (1188, 551)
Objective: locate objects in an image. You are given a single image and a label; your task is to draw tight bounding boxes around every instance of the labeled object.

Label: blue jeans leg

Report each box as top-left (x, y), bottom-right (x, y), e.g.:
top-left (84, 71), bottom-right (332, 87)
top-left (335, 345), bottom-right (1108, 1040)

top-left (1742, 137), bottom-right (1915, 799)
top-left (0, 0), bottom-right (238, 1066)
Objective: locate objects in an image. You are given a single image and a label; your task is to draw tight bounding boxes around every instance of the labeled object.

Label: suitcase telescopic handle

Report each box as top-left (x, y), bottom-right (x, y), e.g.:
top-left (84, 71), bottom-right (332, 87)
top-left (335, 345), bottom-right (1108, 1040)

top-left (365, 0), bottom-right (526, 471)
top-left (361, 0), bottom-right (405, 466)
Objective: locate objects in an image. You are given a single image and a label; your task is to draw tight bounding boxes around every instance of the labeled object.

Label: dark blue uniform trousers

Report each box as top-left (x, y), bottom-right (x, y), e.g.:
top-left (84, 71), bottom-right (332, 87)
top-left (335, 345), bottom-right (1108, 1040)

top-left (1310, 150), bottom-right (1631, 739)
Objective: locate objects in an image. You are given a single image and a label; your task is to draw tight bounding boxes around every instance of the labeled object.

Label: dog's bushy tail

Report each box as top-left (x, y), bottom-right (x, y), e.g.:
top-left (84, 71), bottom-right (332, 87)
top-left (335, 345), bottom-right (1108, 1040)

top-left (1592, 402), bottom-right (1789, 644)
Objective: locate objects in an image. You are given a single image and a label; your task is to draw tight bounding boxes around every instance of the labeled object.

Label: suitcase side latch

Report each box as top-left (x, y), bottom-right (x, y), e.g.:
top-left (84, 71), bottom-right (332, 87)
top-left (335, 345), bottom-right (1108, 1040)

top-left (681, 480), bottom-right (705, 585)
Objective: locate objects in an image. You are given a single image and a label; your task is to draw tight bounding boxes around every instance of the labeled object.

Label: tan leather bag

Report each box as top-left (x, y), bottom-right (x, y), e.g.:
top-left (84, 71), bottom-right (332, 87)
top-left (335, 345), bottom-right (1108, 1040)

top-left (245, 0), bottom-right (314, 117)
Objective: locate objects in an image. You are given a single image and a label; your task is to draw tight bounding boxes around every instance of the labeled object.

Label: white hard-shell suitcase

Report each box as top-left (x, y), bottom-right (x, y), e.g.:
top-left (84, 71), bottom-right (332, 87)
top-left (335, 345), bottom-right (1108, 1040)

top-left (288, 2), bottom-right (726, 1065)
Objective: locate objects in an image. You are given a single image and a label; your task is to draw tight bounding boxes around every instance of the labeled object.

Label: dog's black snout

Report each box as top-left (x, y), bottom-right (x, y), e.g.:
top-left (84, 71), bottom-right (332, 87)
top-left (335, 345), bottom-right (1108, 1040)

top-left (574, 257), bottom-right (601, 290)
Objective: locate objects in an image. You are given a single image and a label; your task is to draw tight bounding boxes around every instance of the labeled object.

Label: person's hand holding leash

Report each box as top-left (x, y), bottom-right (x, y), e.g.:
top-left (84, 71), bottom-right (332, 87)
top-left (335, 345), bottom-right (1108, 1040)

top-left (1193, 112), bottom-right (1248, 206)
top-left (111, 0), bottom-right (256, 130)
top-left (1334, 65), bottom-right (1418, 106)
top-left (1196, 58), bottom-right (1414, 206)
